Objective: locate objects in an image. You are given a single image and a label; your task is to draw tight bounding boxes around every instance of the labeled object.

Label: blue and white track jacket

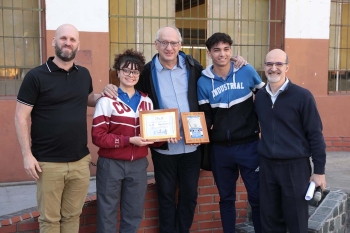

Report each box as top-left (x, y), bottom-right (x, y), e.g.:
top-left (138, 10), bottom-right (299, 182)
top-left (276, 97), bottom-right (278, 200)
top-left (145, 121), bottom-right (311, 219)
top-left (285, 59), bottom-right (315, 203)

top-left (197, 62), bottom-right (265, 145)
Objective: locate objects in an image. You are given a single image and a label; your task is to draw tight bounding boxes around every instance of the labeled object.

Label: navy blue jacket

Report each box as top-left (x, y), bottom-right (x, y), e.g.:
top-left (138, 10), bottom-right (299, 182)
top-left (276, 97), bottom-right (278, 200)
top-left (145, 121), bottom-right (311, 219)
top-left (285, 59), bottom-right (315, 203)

top-left (135, 51), bottom-right (203, 150)
top-left (254, 80), bottom-right (326, 174)
top-left (136, 51), bottom-right (202, 111)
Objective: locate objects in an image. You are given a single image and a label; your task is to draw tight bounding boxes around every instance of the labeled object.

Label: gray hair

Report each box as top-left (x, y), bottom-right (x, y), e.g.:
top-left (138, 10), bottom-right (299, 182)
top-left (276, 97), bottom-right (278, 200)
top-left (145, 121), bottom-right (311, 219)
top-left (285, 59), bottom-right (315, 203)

top-left (155, 26), bottom-right (183, 42)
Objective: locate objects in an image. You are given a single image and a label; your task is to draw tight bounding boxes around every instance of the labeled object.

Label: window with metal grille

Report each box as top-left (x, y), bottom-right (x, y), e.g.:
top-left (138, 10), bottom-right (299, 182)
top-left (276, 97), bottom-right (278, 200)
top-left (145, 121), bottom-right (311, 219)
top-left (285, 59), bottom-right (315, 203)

top-left (109, 0), bottom-right (285, 85)
top-left (0, 0), bottom-right (42, 96)
top-left (329, 1), bottom-right (350, 93)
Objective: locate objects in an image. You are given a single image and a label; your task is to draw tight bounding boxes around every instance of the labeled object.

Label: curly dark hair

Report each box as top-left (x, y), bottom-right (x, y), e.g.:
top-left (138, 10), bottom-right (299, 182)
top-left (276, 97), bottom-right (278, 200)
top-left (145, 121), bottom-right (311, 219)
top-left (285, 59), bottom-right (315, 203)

top-left (113, 49), bottom-right (146, 76)
top-left (205, 32), bottom-right (233, 51)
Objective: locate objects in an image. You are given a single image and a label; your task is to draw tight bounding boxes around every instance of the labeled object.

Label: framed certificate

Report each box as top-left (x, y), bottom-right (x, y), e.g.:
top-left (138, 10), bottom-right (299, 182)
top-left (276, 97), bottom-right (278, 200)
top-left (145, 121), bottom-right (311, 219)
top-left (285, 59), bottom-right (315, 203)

top-left (139, 108), bottom-right (181, 142)
top-left (181, 112), bottom-right (210, 145)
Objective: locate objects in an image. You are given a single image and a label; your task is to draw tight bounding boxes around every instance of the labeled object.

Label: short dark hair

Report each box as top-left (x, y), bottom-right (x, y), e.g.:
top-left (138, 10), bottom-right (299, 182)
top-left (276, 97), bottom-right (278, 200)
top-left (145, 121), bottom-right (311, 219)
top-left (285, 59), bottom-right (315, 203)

top-left (113, 49), bottom-right (146, 75)
top-left (205, 32), bottom-right (233, 50)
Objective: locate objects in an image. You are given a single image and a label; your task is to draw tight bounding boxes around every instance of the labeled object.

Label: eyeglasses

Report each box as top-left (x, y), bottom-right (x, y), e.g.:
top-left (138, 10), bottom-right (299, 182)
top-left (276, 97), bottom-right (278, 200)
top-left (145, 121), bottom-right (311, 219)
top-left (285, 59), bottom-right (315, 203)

top-left (120, 68), bottom-right (140, 77)
top-left (264, 62), bottom-right (288, 68)
top-left (156, 40), bottom-right (181, 48)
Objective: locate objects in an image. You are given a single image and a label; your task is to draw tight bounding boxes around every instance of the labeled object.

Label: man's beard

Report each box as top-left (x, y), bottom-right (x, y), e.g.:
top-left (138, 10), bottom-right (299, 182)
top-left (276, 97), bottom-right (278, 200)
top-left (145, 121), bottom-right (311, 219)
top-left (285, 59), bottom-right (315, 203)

top-left (267, 71), bottom-right (282, 83)
top-left (267, 75), bottom-right (281, 83)
top-left (55, 43), bottom-right (78, 62)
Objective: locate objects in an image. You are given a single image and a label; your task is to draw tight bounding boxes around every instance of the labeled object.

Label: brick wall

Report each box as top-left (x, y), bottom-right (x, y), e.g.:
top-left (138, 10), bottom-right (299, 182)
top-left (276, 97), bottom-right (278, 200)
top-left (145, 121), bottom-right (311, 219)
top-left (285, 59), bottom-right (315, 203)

top-left (325, 137), bottom-right (350, 151)
top-left (0, 171), bottom-right (248, 233)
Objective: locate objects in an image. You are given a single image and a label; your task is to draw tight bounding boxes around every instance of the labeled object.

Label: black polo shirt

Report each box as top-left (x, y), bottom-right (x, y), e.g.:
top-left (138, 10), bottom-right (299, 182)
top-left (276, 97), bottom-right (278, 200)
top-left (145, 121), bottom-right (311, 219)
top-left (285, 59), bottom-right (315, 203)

top-left (17, 57), bottom-right (92, 162)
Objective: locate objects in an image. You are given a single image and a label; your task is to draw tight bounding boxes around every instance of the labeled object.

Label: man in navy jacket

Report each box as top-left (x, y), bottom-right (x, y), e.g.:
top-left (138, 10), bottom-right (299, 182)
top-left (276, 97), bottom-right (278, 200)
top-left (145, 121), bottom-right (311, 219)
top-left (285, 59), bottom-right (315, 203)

top-left (254, 49), bottom-right (326, 233)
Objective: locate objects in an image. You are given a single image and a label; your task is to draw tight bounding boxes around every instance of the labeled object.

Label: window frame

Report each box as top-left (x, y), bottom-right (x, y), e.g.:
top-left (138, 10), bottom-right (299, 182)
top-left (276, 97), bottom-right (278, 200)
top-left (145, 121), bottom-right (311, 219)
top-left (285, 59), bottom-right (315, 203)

top-left (0, 0), bottom-right (46, 97)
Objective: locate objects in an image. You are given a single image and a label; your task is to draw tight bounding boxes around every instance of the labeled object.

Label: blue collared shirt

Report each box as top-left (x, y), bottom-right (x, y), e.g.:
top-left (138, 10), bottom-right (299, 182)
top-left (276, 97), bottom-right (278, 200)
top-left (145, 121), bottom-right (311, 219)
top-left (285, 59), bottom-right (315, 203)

top-left (266, 78), bottom-right (289, 104)
top-left (118, 88), bottom-right (141, 112)
top-left (153, 55), bottom-right (197, 155)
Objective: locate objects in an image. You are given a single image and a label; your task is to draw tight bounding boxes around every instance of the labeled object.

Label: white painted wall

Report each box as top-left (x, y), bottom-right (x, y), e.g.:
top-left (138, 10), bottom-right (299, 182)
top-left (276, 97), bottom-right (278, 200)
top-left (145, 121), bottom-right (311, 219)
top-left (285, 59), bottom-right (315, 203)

top-left (45, 0), bottom-right (109, 32)
top-left (285, 0), bottom-right (331, 39)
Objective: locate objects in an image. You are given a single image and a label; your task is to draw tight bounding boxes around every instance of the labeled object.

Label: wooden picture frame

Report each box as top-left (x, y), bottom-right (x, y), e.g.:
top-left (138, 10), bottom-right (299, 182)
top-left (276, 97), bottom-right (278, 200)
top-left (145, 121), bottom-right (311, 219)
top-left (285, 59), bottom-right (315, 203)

top-left (139, 108), bottom-right (181, 142)
top-left (181, 112), bottom-right (210, 145)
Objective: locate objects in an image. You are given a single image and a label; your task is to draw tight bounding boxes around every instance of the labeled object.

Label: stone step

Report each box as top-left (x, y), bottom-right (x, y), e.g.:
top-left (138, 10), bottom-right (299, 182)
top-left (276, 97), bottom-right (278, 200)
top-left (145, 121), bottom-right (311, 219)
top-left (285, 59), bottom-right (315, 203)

top-left (236, 190), bottom-right (349, 233)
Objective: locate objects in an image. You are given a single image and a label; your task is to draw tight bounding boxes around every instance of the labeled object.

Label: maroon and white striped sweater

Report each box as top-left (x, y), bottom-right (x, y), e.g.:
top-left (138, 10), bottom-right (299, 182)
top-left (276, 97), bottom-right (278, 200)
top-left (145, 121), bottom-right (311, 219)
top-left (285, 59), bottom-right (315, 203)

top-left (92, 93), bottom-right (160, 161)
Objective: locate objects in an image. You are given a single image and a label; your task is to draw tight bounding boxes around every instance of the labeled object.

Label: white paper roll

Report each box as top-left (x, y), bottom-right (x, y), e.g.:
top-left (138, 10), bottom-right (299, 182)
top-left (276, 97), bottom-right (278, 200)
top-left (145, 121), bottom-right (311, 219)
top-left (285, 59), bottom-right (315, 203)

top-left (305, 181), bottom-right (316, 200)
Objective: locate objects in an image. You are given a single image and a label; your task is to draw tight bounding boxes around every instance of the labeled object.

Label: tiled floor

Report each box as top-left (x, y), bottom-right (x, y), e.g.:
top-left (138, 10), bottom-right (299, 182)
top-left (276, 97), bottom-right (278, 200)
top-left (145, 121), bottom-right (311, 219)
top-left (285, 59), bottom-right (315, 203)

top-left (0, 178), bottom-right (96, 220)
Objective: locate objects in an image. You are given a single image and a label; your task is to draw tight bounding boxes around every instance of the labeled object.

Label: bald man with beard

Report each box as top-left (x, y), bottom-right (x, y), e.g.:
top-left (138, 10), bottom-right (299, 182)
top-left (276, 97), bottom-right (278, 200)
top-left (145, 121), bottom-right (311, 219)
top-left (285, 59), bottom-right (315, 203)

top-left (254, 49), bottom-right (326, 233)
top-left (15, 24), bottom-right (102, 233)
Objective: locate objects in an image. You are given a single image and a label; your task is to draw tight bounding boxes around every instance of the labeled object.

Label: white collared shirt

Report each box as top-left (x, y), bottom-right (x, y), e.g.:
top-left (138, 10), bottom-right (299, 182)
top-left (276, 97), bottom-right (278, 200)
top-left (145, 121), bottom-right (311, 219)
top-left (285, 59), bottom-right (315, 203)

top-left (265, 78), bottom-right (289, 104)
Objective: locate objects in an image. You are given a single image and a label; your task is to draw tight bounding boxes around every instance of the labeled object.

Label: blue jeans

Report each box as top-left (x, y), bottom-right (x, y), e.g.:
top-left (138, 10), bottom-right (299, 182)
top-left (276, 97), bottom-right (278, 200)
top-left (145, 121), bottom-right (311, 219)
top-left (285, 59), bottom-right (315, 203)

top-left (151, 149), bottom-right (201, 233)
top-left (211, 141), bottom-right (261, 233)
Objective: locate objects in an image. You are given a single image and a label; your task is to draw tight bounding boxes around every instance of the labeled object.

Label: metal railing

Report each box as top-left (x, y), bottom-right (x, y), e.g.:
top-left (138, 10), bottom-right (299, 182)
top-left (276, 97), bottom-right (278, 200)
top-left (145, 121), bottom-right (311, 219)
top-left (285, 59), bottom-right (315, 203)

top-left (109, 0), bottom-right (285, 84)
top-left (329, 1), bottom-right (350, 93)
top-left (0, 0), bottom-right (42, 96)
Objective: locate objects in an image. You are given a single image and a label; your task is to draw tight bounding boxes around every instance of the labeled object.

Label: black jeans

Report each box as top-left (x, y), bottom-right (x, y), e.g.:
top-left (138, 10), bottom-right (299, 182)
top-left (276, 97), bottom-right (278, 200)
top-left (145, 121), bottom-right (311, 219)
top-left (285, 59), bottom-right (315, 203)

top-left (151, 149), bottom-right (201, 233)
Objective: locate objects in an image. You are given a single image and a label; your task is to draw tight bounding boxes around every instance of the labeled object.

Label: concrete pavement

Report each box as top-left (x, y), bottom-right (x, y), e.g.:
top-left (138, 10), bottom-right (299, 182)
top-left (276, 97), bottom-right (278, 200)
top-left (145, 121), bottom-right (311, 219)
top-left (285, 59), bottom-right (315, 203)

top-left (324, 151), bottom-right (350, 192)
top-left (0, 178), bottom-right (96, 221)
top-left (0, 151), bottom-right (349, 221)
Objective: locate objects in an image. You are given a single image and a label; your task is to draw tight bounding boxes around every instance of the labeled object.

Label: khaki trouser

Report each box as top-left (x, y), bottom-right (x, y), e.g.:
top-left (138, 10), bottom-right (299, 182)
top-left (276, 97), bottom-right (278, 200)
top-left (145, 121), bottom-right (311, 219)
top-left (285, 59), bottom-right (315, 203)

top-left (36, 154), bottom-right (91, 233)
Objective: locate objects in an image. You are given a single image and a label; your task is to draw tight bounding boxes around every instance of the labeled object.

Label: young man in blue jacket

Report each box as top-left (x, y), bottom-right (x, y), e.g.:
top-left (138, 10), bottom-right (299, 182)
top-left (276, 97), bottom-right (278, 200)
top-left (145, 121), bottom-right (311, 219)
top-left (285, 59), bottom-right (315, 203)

top-left (197, 32), bottom-right (265, 233)
top-left (254, 49), bottom-right (326, 233)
